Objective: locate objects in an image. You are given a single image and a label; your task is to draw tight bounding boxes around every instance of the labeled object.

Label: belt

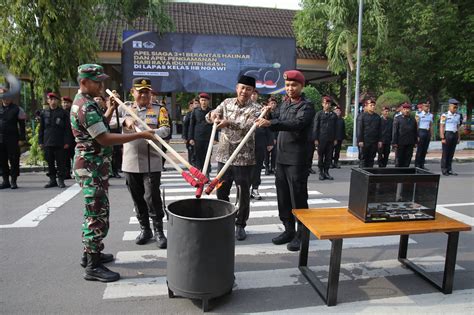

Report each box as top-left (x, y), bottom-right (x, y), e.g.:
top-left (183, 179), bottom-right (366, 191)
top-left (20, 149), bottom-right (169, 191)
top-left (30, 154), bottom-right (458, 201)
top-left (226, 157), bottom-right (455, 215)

top-left (445, 131), bottom-right (458, 133)
top-left (419, 128), bottom-right (430, 131)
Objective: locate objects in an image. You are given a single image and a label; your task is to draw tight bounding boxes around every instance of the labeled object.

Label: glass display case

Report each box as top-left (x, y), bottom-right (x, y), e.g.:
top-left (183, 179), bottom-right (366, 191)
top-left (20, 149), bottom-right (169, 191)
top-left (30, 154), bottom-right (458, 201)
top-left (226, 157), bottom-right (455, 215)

top-left (348, 167), bottom-right (440, 222)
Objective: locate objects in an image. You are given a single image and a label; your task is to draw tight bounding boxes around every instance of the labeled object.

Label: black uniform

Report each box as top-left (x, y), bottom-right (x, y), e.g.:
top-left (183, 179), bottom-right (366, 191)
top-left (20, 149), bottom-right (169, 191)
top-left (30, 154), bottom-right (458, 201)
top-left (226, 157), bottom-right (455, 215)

top-left (188, 107), bottom-right (214, 174)
top-left (251, 125), bottom-right (273, 190)
top-left (110, 112), bottom-right (122, 177)
top-left (332, 116), bottom-right (345, 167)
top-left (269, 96), bottom-right (315, 230)
top-left (313, 110), bottom-right (337, 173)
top-left (0, 102), bottom-right (26, 186)
top-left (377, 116), bottom-right (393, 167)
top-left (392, 115), bottom-right (417, 167)
top-left (64, 108), bottom-right (76, 178)
top-left (39, 107), bottom-right (72, 180)
top-left (182, 110), bottom-right (195, 165)
top-left (356, 112), bottom-right (382, 167)
top-left (264, 129), bottom-right (277, 174)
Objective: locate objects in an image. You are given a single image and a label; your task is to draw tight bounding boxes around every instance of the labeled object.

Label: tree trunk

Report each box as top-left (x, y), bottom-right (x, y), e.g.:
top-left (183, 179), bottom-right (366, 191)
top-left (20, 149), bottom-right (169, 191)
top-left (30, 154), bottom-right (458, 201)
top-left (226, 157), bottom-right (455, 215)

top-left (345, 69), bottom-right (352, 116)
top-left (339, 74), bottom-right (346, 115)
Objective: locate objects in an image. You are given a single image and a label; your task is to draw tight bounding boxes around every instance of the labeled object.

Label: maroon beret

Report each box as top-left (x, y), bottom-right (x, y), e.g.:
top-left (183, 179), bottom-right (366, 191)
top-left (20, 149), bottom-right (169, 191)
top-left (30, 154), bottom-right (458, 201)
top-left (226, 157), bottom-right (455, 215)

top-left (283, 70), bottom-right (305, 85)
top-left (334, 105), bottom-right (341, 110)
top-left (322, 95), bottom-right (332, 102)
top-left (61, 96), bottom-right (73, 102)
top-left (199, 92), bottom-right (210, 100)
top-left (47, 92), bottom-right (60, 100)
top-left (382, 106), bottom-right (390, 111)
top-left (402, 102), bottom-right (411, 109)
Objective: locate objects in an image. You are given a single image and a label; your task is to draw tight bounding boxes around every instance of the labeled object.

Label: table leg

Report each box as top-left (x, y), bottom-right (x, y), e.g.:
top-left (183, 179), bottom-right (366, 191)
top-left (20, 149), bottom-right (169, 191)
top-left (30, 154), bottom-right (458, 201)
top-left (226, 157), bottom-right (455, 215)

top-left (327, 239), bottom-right (343, 306)
top-left (398, 234), bottom-right (409, 259)
top-left (299, 224), bottom-right (310, 267)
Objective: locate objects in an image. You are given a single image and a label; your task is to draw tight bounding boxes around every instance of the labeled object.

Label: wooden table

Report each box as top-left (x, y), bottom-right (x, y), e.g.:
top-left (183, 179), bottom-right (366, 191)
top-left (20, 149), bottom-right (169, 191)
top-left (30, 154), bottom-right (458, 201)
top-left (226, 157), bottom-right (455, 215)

top-left (292, 207), bottom-right (471, 306)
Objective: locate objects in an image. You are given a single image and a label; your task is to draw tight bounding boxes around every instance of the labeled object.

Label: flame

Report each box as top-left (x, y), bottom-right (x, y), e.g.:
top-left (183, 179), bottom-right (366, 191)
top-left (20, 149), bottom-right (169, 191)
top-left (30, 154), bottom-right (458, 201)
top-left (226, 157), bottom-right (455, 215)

top-left (216, 180), bottom-right (224, 190)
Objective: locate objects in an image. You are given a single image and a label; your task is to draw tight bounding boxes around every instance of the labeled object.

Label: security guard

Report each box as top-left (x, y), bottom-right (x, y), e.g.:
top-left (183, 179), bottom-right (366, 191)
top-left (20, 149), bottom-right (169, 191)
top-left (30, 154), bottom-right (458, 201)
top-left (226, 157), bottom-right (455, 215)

top-left (39, 92), bottom-right (72, 188)
top-left (189, 92), bottom-right (214, 177)
top-left (119, 78), bottom-right (170, 249)
top-left (331, 105), bottom-right (345, 169)
top-left (264, 97), bottom-right (278, 175)
top-left (377, 106), bottom-right (393, 167)
top-left (71, 64), bottom-right (155, 282)
top-left (440, 98), bottom-right (462, 176)
top-left (182, 99), bottom-right (198, 165)
top-left (61, 96), bottom-right (75, 179)
top-left (415, 101), bottom-right (433, 169)
top-left (313, 95), bottom-right (337, 180)
top-left (256, 70), bottom-right (315, 252)
top-left (357, 98), bottom-right (382, 167)
top-left (0, 87), bottom-right (26, 189)
top-left (392, 102), bottom-right (418, 167)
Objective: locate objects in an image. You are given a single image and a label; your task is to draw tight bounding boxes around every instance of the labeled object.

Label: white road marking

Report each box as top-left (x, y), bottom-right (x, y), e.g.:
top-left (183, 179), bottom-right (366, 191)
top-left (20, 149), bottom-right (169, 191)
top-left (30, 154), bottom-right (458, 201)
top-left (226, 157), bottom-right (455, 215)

top-left (436, 206), bottom-right (474, 226)
top-left (114, 236), bottom-right (414, 263)
top-left (0, 184), bottom-right (81, 228)
top-left (103, 255), bottom-right (457, 299)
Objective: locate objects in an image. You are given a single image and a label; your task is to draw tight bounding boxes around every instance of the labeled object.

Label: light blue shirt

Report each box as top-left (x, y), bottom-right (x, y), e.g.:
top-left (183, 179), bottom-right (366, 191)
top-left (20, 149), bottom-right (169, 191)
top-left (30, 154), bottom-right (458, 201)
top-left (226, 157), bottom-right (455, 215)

top-left (440, 111), bottom-right (462, 132)
top-left (416, 111), bottom-right (433, 130)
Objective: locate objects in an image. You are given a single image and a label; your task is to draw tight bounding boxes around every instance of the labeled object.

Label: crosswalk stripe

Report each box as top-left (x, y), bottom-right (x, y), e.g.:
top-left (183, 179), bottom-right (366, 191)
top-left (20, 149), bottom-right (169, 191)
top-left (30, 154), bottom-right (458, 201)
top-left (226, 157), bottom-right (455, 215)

top-left (162, 190), bottom-right (322, 202)
top-left (114, 236), bottom-right (415, 263)
top-left (436, 206), bottom-right (474, 226)
top-left (103, 255), bottom-right (456, 299)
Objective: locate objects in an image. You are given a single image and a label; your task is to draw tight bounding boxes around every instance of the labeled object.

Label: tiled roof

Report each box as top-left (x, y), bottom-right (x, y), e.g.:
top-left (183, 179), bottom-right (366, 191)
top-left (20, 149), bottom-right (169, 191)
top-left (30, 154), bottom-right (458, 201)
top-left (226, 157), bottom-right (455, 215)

top-left (96, 2), bottom-right (324, 60)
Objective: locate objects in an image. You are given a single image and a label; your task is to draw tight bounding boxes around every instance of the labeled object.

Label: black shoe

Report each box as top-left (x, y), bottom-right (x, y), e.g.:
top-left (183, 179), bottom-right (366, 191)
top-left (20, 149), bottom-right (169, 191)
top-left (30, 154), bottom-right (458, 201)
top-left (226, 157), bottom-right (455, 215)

top-left (287, 234), bottom-right (301, 252)
top-left (308, 168), bottom-right (316, 174)
top-left (153, 221), bottom-right (167, 249)
top-left (236, 226), bottom-right (246, 241)
top-left (135, 228), bottom-right (153, 245)
top-left (335, 162), bottom-right (341, 169)
top-left (272, 230), bottom-right (295, 245)
top-left (44, 179), bottom-right (58, 188)
top-left (0, 177), bottom-right (11, 189)
top-left (80, 252), bottom-right (114, 268)
top-left (448, 171), bottom-right (458, 176)
top-left (265, 169), bottom-right (270, 175)
top-left (330, 163), bottom-right (336, 169)
top-left (162, 167), bottom-right (167, 172)
top-left (442, 170), bottom-right (449, 176)
top-left (84, 253), bottom-right (120, 282)
top-left (10, 177), bottom-right (17, 189)
top-left (324, 169), bottom-right (334, 180)
top-left (251, 189), bottom-right (262, 200)
top-left (269, 169), bottom-right (275, 175)
top-left (58, 178), bottom-right (66, 188)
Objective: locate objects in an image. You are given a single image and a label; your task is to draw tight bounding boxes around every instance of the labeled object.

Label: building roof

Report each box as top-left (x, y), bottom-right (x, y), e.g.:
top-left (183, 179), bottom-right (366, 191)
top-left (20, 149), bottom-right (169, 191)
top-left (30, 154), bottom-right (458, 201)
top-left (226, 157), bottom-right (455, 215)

top-left (96, 2), bottom-right (324, 60)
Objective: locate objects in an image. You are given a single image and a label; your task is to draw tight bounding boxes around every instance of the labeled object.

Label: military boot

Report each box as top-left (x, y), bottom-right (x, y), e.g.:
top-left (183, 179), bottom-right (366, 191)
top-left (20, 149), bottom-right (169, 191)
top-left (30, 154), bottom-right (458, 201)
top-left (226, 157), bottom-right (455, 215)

top-left (272, 221), bottom-right (295, 245)
top-left (318, 167), bottom-right (325, 180)
top-left (324, 168), bottom-right (334, 180)
top-left (83, 253), bottom-right (120, 282)
top-left (287, 223), bottom-right (302, 251)
top-left (10, 176), bottom-right (18, 189)
top-left (57, 178), bottom-right (66, 188)
top-left (153, 220), bottom-right (167, 249)
top-left (136, 219), bottom-right (153, 245)
top-left (0, 176), bottom-right (11, 189)
top-left (80, 252), bottom-right (114, 268)
top-left (44, 177), bottom-right (58, 188)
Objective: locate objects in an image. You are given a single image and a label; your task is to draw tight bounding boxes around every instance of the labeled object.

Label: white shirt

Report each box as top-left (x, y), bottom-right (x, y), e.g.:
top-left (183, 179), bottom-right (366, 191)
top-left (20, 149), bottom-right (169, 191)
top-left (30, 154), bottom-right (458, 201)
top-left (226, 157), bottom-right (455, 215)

top-left (416, 111), bottom-right (433, 130)
top-left (440, 111), bottom-right (462, 132)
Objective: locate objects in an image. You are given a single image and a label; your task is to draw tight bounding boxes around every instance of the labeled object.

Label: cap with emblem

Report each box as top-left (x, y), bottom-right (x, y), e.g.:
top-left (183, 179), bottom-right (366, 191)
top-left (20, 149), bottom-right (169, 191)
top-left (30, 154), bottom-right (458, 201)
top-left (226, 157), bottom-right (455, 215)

top-left (132, 77), bottom-right (152, 90)
top-left (238, 75), bottom-right (256, 88)
top-left (199, 92), bottom-right (210, 100)
top-left (47, 92), bottom-right (60, 100)
top-left (448, 98), bottom-right (460, 105)
top-left (283, 70), bottom-right (305, 86)
top-left (77, 64), bottom-right (109, 81)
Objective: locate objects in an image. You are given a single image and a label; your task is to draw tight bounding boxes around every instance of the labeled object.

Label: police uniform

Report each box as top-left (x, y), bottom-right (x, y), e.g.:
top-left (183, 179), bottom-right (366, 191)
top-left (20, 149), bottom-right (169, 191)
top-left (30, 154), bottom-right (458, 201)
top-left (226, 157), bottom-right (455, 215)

top-left (414, 110), bottom-right (433, 168)
top-left (119, 78), bottom-right (170, 248)
top-left (377, 115), bottom-right (393, 167)
top-left (440, 103), bottom-right (462, 175)
top-left (356, 112), bottom-right (382, 167)
top-left (0, 98), bottom-right (26, 189)
top-left (392, 113), bottom-right (417, 167)
top-left (313, 109), bottom-right (337, 179)
top-left (331, 113), bottom-right (345, 168)
top-left (39, 94), bottom-right (72, 188)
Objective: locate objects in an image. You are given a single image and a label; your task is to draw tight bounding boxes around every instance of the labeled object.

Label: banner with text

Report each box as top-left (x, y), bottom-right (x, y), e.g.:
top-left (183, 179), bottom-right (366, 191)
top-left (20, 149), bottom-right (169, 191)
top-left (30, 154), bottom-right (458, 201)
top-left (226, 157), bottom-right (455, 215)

top-left (122, 31), bottom-right (296, 94)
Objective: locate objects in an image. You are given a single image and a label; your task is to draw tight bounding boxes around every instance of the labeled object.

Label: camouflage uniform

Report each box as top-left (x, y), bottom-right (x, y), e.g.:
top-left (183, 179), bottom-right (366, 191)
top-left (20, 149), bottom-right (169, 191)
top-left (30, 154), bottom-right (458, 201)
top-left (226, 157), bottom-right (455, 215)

top-left (70, 67), bottom-right (112, 254)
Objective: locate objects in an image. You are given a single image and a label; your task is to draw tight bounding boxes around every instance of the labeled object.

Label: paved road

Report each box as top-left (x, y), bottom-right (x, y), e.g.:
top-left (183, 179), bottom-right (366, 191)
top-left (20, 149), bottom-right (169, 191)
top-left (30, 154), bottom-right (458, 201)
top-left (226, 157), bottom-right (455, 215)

top-left (1, 162), bottom-right (473, 314)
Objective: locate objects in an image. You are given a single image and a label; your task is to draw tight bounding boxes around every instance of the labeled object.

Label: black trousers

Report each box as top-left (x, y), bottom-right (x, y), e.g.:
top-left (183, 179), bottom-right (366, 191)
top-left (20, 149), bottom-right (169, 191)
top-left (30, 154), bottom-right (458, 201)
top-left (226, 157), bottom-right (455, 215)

top-left (0, 141), bottom-right (20, 178)
top-left (377, 143), bottom-right (391, 167)
top-left (186, 143), bottom-right (196, 166)
top-left (64, 146), bottom-right (75, 176)
top-left (264, 146), bottom-right (276, 172)
top-left (441, 131), bottom-right (458, 172)
top-left (275, 163), bottom-right (309, 227)
top-left (395, 144), bottom-right (414, 167)
top-left (194, 140), bottom-right (211, 174)
top-left (415, 129), bottom-right (430, 168)
top-left (44, 146), bottom-right (66, 179)
top-left (251, 144), bottom-right (265, 189)
top-left (332, 140), bottom-right (342, 164)
top-left (359, 142), bottom-right (378, 168)
top-left (317, 140), bottom-right (334, 170)
top-left (216, 162), bottom-right (252, 228)
top-left (308, 143), bottom-right (315, 169)
top-left (125, 172), bottom-right (164, 224)
top-left (111, 145), bottom-right (122, 173)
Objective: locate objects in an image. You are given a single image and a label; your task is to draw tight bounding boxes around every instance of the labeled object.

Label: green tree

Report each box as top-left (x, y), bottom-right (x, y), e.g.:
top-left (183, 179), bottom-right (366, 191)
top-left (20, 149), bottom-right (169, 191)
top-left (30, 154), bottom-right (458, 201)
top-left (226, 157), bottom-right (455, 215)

top-left (376, 91), bottom-right (410, 113)
top-left (294, 0), bottom-right (388, 115)
top-left (303, 85), bottom-right (322, 112)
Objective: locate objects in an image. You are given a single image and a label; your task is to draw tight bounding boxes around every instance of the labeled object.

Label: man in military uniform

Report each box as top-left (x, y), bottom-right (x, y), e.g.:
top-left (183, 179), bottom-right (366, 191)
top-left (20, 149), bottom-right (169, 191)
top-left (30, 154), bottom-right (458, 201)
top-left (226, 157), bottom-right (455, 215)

top-left (440, 98), bottom-right (462, 176)
top-left (71, 64), bottom-right (155, 282)
top-left (256, 70), bottom-right (315, 252)
top-left (207, 75), bottom-right (259, 241)
top-left (414, 101), bottom-right (433, 169)
top-left (264, 97), bottom-right (278, 175)
top-left (377, 106), bottom-right (393, 167)
top-left (182, 98), bottom-right (198, 165)
top-left (357, 98), bottom-right (382, 167)
top-left (61, 96), bottom-right (75, 179)
top-left (331, 105), bottom-right (345, 169)
top-left (313, 95), bottom-right (337, 180)
top-left (118, 78), bottom-right (170, 249)
top-left (0, 87), bottom-right (26, 189)
top-left (39, 92), bottom-right (72, 188)
top-left (189, 92), bottom-right (215, 177)
top-left (392, 103), bottom-right (418, 167)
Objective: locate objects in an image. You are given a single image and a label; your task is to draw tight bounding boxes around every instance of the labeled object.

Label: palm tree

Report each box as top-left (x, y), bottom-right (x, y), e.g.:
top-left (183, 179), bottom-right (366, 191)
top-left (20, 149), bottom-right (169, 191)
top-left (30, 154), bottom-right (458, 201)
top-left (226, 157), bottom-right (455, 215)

top-left (294, 0), bottom-right (387, 115)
